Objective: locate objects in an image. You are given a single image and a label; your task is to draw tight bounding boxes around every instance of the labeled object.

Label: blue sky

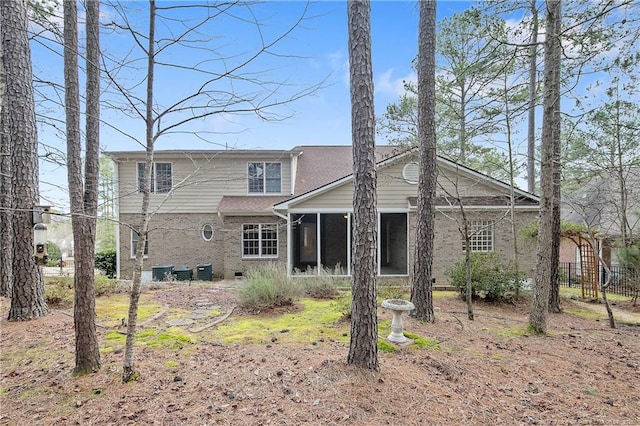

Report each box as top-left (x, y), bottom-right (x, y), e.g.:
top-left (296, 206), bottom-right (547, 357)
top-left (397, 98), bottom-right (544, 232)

top-left (36, 1), bottom-right (473, 207)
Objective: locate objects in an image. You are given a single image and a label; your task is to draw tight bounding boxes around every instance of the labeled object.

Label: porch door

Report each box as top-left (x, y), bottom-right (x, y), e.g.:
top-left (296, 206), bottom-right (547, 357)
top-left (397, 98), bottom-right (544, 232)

top-left (379, 213), bottom-right (408, 275)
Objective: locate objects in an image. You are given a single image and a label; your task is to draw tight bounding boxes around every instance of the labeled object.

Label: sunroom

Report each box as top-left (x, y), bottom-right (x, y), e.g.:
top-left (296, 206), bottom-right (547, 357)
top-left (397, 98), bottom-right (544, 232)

top-left (287, 211), bottom-right (409, 277)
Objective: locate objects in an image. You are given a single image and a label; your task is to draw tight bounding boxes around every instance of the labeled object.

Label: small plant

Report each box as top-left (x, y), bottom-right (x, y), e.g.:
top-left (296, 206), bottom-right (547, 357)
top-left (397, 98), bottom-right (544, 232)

top-left (378, 281), bottom-right (410, 301)
top-left (330, 291), bottom-right (352, 320)
top-left (446, 252), bottom-right (525, 303)
top-left (44, 276), bottom-right (74, 308)
top-left (296, 266), bottom-right (346, 299)
top-left (238, 262), bottom-right (302, 310)
top-left (94, 275), bottom-right (128, 296)
top-left (95, 250), bottom-right (117, 278)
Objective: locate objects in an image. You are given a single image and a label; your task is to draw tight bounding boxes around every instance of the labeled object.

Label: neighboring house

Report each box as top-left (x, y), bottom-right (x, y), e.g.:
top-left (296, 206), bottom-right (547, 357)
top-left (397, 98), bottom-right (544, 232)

top-left (106, 146), bottom-right (539, 283)
top-left (560, 168), bottom-right (640, 268)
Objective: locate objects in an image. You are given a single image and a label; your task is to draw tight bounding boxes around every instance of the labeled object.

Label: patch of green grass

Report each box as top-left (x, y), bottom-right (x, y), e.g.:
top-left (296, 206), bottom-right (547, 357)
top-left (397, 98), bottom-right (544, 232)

top-left (433, 291), bottom-right (458, 299)
top-left (164, 360), bottom-right (180, 368)
top-left (1, 338), bottom-right (68, 371)
top-left (583, 389), bottom-right (598, 397)
top-left (497, 326), bottom-right (529, 338)
top-left (378, 339), bottom-right (397, 353)
top-left (214, 298), bottom-right (348, 345)
top-left (560, 287), bottom-right (632, 303)
top-left (403, 331), bottom-right (441, 349)
top-left (377, 321), bottom-right (440, 350)
top-left (95, 294), bottom-right (164, 327)
top-left (102, 327), bottom-right (197, 352)
top-left (564, 305), bottom-right (607, 321)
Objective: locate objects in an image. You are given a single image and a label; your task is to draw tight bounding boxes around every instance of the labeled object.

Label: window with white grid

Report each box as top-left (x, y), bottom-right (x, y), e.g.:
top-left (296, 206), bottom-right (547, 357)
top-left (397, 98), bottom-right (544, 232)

top-left (137, 162), bottom-right (172, 194)
top-left (242, 224), bottom-right (278, 258)
top-left (463, 220), bottom-right (494, 252)
top-left (248, 162), bottom-right (281, 194)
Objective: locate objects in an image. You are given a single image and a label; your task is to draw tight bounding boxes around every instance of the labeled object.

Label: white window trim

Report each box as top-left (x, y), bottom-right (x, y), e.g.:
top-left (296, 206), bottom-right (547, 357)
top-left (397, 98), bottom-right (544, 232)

top-left (137, 161), bottom-right (173, 194)
top-left (130, 229), bottom-right (149, 259)
top-left (202, 223), bottom-right (214, 242)
top-left (402, 162), bottom-right (420, 184)
top-left (242, 223), bottom-right (279, 259)
top-left (247, 161), bottom-right (282, 195)
top-left (464, 220), bottom-right (494, 252)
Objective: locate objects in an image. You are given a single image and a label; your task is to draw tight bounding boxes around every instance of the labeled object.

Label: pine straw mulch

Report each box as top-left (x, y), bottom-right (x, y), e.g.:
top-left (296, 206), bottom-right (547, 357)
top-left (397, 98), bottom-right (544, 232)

top-left (1, 286), bottom-right (639, 426)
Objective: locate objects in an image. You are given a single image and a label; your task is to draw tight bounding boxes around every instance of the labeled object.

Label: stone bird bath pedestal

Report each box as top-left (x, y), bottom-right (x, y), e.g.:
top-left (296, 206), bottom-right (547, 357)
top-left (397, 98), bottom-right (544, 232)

top-left (381, 299), bottom-right (415, 344)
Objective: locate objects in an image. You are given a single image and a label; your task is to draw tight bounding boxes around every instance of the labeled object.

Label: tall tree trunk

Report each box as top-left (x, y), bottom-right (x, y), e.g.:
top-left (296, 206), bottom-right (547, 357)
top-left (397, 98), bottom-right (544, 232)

top-left (411, 0), bottom-right (437, 323)
top-left (347, 0), bottom-right (378, 371)
top-left (527, 0), bottom-right (539, 194)
top-left (123, 0), bottom-right (157, 382)
top-left (530, 0), bottom-right (561, 333)
top-left (5, 0), bottom-right (47, 321)
top-left (0, 20), bottom-right (13, 298)
top-left (66, 0), bottom-right (102, 374)
top-left (548, 3), bottom-right (562, 314)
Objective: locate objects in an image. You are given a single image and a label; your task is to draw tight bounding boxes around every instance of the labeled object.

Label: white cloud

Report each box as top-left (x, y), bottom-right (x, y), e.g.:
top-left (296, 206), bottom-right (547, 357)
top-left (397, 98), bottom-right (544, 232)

top-left (375, 68), bottom-right (416, 99)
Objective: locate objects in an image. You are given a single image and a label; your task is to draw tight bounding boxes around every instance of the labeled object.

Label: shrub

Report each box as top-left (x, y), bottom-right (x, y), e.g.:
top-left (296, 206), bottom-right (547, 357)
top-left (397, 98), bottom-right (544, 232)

top-left (238, 262), bottom-right (302, 310)
top-left (94, 275), bottom-right (128, 296)
top-left (378, 281), bottom-right (410, 301)
top-left (295, 266), bottom-right (346, 299)
top-left (95, 250), bottom-right (117, 278)
top-left (44, 276), bottom-right (74, 308)
top-left (446, 252), bottom-right (525, 302)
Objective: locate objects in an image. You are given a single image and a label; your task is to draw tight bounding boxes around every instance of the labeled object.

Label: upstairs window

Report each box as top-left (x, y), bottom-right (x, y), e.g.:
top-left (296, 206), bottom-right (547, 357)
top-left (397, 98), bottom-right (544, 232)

top-left (242, 224), bottom-right (278, 258)
top-left (248, 162), bottom-right (281, 194)
top-left (137, 162), bottom-right (172, 194)
top-left (463, 220), bottom-right (494, 252)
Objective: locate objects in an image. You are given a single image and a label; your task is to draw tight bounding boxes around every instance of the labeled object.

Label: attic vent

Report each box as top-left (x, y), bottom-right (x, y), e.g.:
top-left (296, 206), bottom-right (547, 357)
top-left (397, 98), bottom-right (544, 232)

top-left (402, 162), bottom-right (420, 184)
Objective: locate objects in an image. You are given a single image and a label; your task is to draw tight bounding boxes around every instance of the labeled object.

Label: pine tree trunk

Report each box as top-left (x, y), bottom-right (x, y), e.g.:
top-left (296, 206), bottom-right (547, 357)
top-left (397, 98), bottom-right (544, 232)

top-left (526, 0), bottom-right (538, 194)
top-left (411, 0), bottom-right (437, 323)
top-left (0, 18), bottom-right (13, 298)
top-left (65, 0), bottom-right (102, 374)
top-left (530, 0), bottom-right (561, 334)
top-left (346, 0), bottom-right (378, 371)
top-left (5, 0), bottom-right (47, 321)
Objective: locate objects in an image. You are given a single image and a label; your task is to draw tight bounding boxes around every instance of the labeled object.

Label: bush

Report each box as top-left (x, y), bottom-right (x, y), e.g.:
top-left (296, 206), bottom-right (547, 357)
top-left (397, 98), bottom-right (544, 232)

top-left (238, 263), bottom-right (302, 310)
top-left (95, 250), bottom-right (117, 278)
top-left (44, 276), bottom-right (74, 308)
top-left (294, 266), bottom-right (347, 299)
top-left (95, 275), bottom-right (128, 296)
top-left (446, 252), bottom-right (525, 302)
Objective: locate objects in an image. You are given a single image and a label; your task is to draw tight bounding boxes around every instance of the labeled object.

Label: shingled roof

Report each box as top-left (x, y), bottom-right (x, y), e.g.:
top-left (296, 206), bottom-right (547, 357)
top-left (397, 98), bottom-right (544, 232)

top-left (218, 145), bottom-right (403, 214)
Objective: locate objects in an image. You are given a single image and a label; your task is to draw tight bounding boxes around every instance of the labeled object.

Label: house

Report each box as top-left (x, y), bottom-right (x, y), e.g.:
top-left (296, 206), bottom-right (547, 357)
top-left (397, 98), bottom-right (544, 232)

top-left (106, 145), bottom-right (540, 283)
top-left (560, 168), bottom-right (640, 268)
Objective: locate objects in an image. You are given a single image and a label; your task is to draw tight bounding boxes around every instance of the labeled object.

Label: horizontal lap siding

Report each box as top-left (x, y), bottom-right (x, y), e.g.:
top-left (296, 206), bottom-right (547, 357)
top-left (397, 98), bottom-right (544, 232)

top-left (291, 159), bottom-right (504, 210)
top-left (117, 156), bottom-right (292, 214)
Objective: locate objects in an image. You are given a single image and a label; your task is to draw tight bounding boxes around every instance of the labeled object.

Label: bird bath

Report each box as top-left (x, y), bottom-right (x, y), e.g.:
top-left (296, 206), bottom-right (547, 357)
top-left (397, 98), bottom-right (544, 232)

top-left (381, 299), bottom-right (415, 344)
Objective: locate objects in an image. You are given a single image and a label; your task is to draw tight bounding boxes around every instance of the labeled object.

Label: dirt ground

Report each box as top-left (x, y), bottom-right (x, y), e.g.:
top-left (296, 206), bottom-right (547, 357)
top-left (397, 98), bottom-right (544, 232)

top-left (1, 283), bottom-right (639, 426)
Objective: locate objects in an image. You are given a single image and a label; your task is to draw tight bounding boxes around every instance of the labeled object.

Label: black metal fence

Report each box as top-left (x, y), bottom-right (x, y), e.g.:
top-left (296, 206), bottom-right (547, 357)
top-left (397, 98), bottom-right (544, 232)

top-left (559, 262), bottom-right (639, 298)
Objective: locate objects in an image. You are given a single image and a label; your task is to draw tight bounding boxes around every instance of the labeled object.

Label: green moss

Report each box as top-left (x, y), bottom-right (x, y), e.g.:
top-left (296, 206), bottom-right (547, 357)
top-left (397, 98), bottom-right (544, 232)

top-left (403, 331), bottom-right (441, 350)
top-left (164, 360), bottom-right (179, 368)
top-left (95, 294), bottom-right (164, 327)
top-left (498, 326), bottom-right (529, 338)
top-left (583, 389), bottom-right (598, 396)
top-left (564, 306), bottom-right (607, 321)
top-left (560, 287), bottom-right (632, 303)
top-left (377, 339), bottom-right (397, 353)
top-left (213, 298), bottom-right (348, 345)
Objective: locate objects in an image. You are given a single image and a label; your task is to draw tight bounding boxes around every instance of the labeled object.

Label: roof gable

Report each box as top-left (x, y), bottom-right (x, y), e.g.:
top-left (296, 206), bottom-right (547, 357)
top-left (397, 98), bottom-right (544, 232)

top-left (275, 147), bottom-right (539, 210)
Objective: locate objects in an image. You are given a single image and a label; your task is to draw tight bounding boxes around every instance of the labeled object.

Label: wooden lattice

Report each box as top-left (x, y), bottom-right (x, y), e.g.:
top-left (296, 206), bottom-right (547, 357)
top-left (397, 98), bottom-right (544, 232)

top-left (579, 238), bottom-right (599, 299)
